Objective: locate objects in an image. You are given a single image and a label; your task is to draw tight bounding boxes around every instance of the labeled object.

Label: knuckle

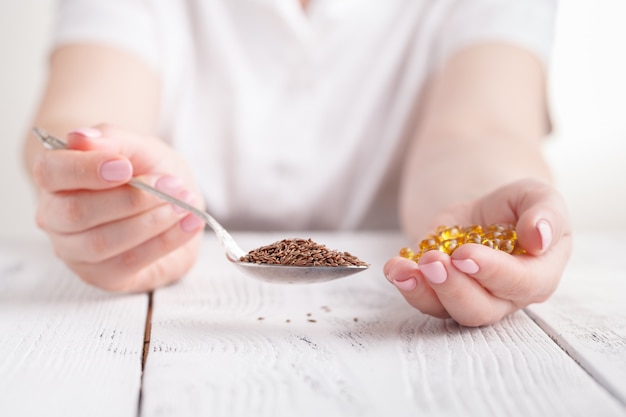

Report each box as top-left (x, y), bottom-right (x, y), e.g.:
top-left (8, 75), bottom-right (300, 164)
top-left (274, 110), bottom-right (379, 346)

top-left (148, 262), bottom-right (167, 284)
top-left (60, 195), bottom-right (86, 227)
top-left (126, 188), bottom-right (149, 212)
top-left (144, 206), bottom-right (168, 229)
top-left (153, 226), bottom-right (180, 255)
top-left (119, 248), bottom-right (141, 269)
top-left (439, 284), bottom-right (466, 301)
top-left (71, 157), bottom-right (88, 181)
top-left (84, 229), bottom-right (108, 259)
top-left (32, 154), bottom-right (50, 189)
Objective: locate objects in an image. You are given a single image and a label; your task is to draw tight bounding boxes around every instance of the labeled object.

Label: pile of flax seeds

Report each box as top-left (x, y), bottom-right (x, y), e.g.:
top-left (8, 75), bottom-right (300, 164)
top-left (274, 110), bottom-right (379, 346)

top-left (240, 238), bottom-right (368, 267)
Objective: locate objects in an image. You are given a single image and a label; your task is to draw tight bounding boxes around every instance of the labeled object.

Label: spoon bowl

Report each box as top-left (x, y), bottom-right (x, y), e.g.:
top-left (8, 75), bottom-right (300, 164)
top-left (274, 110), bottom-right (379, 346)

top-left (33, 127), bottom-right (369, 284)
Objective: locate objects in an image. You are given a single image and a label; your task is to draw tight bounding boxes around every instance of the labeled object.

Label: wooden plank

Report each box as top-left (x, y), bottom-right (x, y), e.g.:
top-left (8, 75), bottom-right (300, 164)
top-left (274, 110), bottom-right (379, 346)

top-left (142, 232), bottom-right (625, 417)
top-left (526, 231), bottom-right (626, 407)
top-left (0, 240), bottom-right (148, 417)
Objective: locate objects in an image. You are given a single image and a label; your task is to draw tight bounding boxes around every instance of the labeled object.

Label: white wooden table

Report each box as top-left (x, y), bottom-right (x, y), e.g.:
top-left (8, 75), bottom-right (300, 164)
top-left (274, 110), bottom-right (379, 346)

top-left (1, 231), bottom-right (625, 417)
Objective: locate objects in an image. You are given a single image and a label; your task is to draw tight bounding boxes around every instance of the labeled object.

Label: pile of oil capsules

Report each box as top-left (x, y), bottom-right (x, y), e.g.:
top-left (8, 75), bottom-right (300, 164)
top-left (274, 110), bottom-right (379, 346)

top-left (399, 224), bottom-right (526, 263)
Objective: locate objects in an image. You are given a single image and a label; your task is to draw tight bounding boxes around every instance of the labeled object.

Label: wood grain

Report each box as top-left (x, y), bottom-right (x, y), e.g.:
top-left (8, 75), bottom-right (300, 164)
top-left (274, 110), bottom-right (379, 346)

top-left (0, 241), bottom-right (148, 417)
top-left (526, 232), bottom-right (626, 407)
top-left (141, 232), bottom-right (625, 417)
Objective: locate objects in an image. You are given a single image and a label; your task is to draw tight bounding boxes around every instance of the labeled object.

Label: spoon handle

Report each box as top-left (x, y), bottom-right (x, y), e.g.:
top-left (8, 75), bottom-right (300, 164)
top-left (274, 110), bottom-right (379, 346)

top-left (32, 127), bottom-right (247, 261)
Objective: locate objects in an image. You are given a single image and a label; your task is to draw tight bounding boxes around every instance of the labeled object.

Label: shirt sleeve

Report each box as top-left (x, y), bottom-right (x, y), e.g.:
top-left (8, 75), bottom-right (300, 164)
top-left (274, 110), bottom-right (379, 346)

top-left (434, 0), bottom-right (557, 69)
top-left (52, 0), bottom-right (160, 71)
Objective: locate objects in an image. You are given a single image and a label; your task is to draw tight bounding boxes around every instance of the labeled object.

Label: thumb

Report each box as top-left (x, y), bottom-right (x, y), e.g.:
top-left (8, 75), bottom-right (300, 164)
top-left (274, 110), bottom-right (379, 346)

top-left (67, 124), bottom-right (172, 176)
top-left (512, 181), bottom-right (570, 256)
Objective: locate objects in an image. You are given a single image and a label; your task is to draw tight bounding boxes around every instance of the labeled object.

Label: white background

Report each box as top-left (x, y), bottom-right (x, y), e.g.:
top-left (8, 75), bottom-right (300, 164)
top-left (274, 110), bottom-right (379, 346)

top-left (1, 0), bottom-right (624, 240)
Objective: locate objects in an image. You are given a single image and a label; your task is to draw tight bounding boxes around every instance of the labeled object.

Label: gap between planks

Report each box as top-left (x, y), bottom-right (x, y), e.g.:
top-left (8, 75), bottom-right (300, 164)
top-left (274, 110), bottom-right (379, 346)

top-left (524, 308), bottom-right (626, 409)
top-left (133, 296), bottom-right (625, 414)
top-left (137, 291), bottom-right (154, 416)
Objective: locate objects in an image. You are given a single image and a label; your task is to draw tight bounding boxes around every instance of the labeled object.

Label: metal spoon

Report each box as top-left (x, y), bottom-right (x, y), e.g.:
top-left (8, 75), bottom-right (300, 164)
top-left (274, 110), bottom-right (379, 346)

top-left (32, 127), bottom-right (368, 284)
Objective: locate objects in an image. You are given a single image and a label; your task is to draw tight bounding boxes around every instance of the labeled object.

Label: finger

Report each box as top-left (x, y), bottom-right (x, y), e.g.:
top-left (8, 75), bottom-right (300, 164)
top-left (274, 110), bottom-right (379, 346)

top-left (384, 257), bottom-right (449, 319)
top-left (129, 233), bottom-right (203, 292)
top-left (418, 250), bottom-right (517, 327)
top-left (474, 179), bottom-right (570, 255)
top-left (515, 190), bottom-right (570, 256)
top-left (69, 124), bottom-right (174, 176)
top-left (32, 149), bottom-right (133, 192)
top-left (66, 127), bottom-right (119, 152)
top-left (37, 175), bottom-right (191, 233)
top-left (52, 199), bottom-right (190, 263)
top-left (66, 214), bottom-right (205, 292)
top-left (450, 234), bottom-right (573, 304)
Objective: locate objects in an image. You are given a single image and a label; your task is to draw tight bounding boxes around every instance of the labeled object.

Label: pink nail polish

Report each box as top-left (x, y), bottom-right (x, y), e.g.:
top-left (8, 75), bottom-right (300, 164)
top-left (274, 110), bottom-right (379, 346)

top-left (155, 176), bottom-right (184, 194)
top-left (393, 277), bottom-right (417, 292)
top-left (181, 214), bottom-right (204, 232)
top-left (100, 160), bottom-right (132, 182)
top-left (171, 190), bottom-right (196, 214)
top-left (537, 220), bottom-right (552, 251)
top-left (451, 258), bottom-right (479, 274)
top-left (420, 261), bottom-right (447, 284)
top-left (69, 127), bottom-right (101, 138)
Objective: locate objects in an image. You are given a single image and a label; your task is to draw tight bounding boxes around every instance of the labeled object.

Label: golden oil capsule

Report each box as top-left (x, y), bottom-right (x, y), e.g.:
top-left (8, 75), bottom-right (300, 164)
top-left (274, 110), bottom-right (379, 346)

top-left (399, 247), bottom-right (414, 259)
top-left (485, 230), bottom-right (503, 240)
top-left (481, 238), bottom-right (497, 249)
top-left (435, 225), bottom-right (447, 235)
top-left (419, 236), bottom-right (439, 251)
top-left (462, 225), bottom-right (483, 235)
top-left (498, 239), bottom-right (515, 254)
top-left (440, 239), bottom-right (459, 254)
top-left (398, 223), bottom-right (524, 264)
top-left (487, 224), bottom-right (508, 232)
top-left (513, 244), bottom-right (527, 255)
top-left (464, 232), bottom-right (482, 245)
top-left (501, 229), bottom-right (517, 240)
top-left (438, 226), bottom-right (462, 240)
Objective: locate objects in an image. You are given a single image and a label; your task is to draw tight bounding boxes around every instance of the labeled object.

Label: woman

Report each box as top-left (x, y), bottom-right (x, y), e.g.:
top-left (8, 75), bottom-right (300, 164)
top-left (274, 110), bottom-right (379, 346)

top-left (23, 0), bottom-right (572, 326)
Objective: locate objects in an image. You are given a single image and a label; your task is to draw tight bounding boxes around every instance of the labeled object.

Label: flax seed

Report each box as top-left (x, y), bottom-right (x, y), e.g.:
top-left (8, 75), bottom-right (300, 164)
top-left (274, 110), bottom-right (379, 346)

top-left (240, 238), bottom-right (369, 267)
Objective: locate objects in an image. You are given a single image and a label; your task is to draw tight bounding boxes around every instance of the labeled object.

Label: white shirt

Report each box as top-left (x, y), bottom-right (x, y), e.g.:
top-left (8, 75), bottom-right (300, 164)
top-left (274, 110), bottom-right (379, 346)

top-left (53, 0), bottom-right (556, 231)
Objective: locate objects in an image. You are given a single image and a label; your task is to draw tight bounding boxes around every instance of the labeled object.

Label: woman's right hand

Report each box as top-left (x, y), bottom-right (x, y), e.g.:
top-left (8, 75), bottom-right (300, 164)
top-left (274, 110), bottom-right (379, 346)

top-left (31, 124), bottom-right (206, 292)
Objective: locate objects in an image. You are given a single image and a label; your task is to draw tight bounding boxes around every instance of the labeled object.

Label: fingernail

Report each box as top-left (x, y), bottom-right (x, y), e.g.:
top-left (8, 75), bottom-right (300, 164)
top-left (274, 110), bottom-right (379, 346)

top-left (155, 176), bottom-right (184, 194)
top-left (100, 159), bottom-right (132, 182)
top-left (451, 258), bottom-right (479, 274)
top-left (181, 214), bottom-right (204, 233)
top-left (171, 190), bottom-right (195, 214)
top-left (69, 127), bottom-right (101, 138)
top-left (392, 277), bottom-right (417, 292)
top-left (537, 220), bottom-right (552, 251)
top-left (420, 261), bottom-right (447, 284)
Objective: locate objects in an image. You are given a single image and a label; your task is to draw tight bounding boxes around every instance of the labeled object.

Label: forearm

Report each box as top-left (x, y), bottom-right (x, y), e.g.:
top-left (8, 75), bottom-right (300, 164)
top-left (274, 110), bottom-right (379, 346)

top-left (398, 43), bottom-right (553, 241)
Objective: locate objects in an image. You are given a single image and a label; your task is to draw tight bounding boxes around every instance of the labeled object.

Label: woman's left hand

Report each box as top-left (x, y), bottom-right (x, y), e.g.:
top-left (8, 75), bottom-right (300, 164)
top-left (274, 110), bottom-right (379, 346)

top-left (383, 178), bottom-right (573, 327)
